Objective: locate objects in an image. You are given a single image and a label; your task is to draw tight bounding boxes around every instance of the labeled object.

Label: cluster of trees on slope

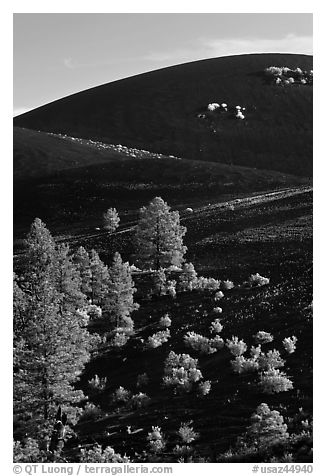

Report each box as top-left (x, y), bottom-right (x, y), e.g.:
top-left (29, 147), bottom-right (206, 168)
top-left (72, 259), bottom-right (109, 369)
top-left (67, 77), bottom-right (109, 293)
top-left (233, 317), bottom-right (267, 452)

top-left (13, 196), bottom-right (312, 462)
top-left (103, 197), bottom-right (187, 270)
top-left (13, 196), bottom-right (187, 458)
top-left (14, 220), bottom-right (92, 450)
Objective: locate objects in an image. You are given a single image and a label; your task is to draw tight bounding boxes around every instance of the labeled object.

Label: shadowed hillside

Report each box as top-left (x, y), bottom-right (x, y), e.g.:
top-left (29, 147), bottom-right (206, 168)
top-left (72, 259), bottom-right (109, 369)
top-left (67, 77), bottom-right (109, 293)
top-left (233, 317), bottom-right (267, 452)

top-left (14, 54), bottom-right (312, 176)
top-left (13, 127), bottom-right (127, 179)
top-left (13, 127), bottom-right (308, 238)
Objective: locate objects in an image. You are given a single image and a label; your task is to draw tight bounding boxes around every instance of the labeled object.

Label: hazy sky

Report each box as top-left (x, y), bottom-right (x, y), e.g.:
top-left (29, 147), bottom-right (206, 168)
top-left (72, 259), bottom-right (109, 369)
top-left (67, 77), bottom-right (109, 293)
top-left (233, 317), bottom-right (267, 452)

top-left (13, 13), bottom-right (312, 115)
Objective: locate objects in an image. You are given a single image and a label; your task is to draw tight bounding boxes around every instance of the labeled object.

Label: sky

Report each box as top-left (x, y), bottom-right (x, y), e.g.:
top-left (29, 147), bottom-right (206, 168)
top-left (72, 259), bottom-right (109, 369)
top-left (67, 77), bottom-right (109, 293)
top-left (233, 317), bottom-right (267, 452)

top-left (13, 13), bottom-right (313, 116)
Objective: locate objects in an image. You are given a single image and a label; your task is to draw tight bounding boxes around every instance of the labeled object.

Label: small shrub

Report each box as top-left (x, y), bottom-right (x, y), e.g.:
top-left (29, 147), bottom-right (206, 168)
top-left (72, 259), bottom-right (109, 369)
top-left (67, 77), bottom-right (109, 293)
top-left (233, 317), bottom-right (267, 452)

top-left (110, 331), bottom-right (130, 348)
top-left (163, 351), bottom-right (203, 393)
top-left (212, 306), bottom-right (223, 315)
top-left (209, 335), bottom-right (224, 350)
top-left (128, 392), bottom-right (151, 409)
top-left (184, 331), bottom-right (213, 354)
top-left (80, 444), bottom-right (129, 463)
top-left (250, 344), bottom-right (262, 359)
top-left (264, 66), bottom-right (284, 76)
top-left (210, 318), bottom-right (223, 334)
top-left (112, 386), bottom-right (131, 404)
top-left (164, 351), bottom-right (198, 371)
top-left (136, 372), bottom-right (149, 388)
top-left (295, 67), bottom-right (303, 75)
top-left (195, 276), bottom-right (221, 292)
top-left (230, 356), bottom-right (245, 374)
top-left (173, 444), bottom-right (192, 457)
top-left (197, 380), bottom-right (212, 396)
top-left (236, 111), bottom-right (245, 120)
top-left (220, 280), bottom-right (234, 291)
top-left (226, 336), bottom-right (247, 356)
top-left (254, 331), bottom-right (274, 344)
top-left (146, 329), bottom-right (171, 349)
top-left (269, 453), bottom-right (294, 463)
top-left (184, 331), bottom-right (223, 354)
top-left (79, 403), bottom-right (103, 423)
top-left (245, 273), bottom-right (270, 288)
top-left (159, 313), bottom-right (172, 328)
top-left (107, 328), bottom-right (130, 348)
top-left (207, 102), bottom-right (220, 111)
top-left (166, 280), bottom-right (177, 298)
top-left (214, 290), bottom-right (224, 300)
top-left (147, 426), bottom-right (166, 453)
top-left (168, 265), bottom-right (182, 271)
top-left (282, 336), bottom-right (298, 354)
top-left (177, 422), bottom-right (199, 444)
top-left (163, 367), bottom-right (203, 393)
top-left (231, 356), bottom-right (259, 374)
top-left (130, 264), bottom-right (141, 272)
top-left (257, 350), bottom-right (285, 370)
top-left (259, 369), bottom-right (293, 394)
top-left (88, 374), bottom-right (108, 392)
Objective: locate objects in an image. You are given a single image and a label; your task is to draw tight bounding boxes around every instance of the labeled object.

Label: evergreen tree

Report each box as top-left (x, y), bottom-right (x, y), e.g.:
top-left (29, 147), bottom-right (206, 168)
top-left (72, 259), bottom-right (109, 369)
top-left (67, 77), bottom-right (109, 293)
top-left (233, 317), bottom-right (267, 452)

top-left (103, 207), bottom-right (120, 233)
top-left (14, 281), bottom-right (91, 436)
top-left (247, 403), bottom-right (289, 449)
top-left (13, 273), bottom-right (30, 338)
top-left (23, 218), bottom-right (56, 291)
top-left (14, 219), bottom-right (93, 438)
top-left (72, 246), bottom-right (92, 296)
top-left (178, 262), bottom-right (198, 292)
top-left (153, 268), bottom-right (167, 296)
top-left (134, 197), bottom-right (187, 270)
top-left (104, 252), bottom-right (139, 330)
top-left (53, 243), bottom-right (86, 313)
top-left (24, 218), bottom-right (56, 268)
top-left (89, 250), bottom-right (109, 306)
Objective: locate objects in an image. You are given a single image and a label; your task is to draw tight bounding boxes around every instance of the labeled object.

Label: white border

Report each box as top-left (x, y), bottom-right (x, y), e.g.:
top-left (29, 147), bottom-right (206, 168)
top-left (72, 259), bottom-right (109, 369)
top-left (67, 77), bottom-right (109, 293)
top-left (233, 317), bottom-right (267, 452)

top-left (2, 2), bottom-right (322, 473)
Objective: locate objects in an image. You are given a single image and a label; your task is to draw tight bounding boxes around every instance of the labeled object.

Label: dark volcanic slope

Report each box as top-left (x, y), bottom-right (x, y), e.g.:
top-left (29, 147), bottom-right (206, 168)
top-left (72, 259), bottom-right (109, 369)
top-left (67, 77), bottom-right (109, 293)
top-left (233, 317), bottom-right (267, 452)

top-left (14, 126), bottom-right (306, 184)
top-left (13, 126), bottom-right (309, 238)
top-left (14, 54), bottom-right (312, 176)
top-left (13, 127), bottom-right (125, 179)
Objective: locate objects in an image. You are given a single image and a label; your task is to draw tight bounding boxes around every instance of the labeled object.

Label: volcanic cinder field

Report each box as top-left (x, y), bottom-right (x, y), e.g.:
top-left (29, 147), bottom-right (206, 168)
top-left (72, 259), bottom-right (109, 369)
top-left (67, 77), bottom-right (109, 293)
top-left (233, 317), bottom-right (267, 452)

top-left (13, 53), bottom-right (313, 463)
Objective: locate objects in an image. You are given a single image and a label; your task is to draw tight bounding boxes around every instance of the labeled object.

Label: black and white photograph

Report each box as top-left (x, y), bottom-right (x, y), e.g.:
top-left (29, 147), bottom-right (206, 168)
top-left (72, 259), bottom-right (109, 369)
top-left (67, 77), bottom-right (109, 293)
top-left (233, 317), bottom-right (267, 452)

top-left (11, 6), bottom-right (314, 469)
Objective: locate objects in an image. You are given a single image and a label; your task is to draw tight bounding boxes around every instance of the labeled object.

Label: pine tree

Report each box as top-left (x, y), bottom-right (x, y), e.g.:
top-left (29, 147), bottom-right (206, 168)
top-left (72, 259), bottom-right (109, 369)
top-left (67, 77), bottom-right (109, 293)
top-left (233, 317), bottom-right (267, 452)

top-left (247, 403), bottom-right (289, 449)
top-left (89, 250), bottom-right (109, 306)
top-left (103, 207), bottom-right (120, 233)
top-left (13, 273), bottom-right (30, 338)
top-left (103, 252), bottom-right (139, 330)
top-left (23, 218), bottom-right (56, 291)
top-left (24, 218), bottom-right (56, 269)
top-left (72, 246), bottom-right (92, 296)
top-left (134, 197), bottom-right (187, 270)
top-left (14, 281), bottom-right (91, 436)
top-left (178, 262), bottom-right (198, 292)
top-left (153, 268), bottom-right (167, 296)
top-left (14, 219), bottom-right (93, 438)
top-left (53, 243), bottom-right (86, 313)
